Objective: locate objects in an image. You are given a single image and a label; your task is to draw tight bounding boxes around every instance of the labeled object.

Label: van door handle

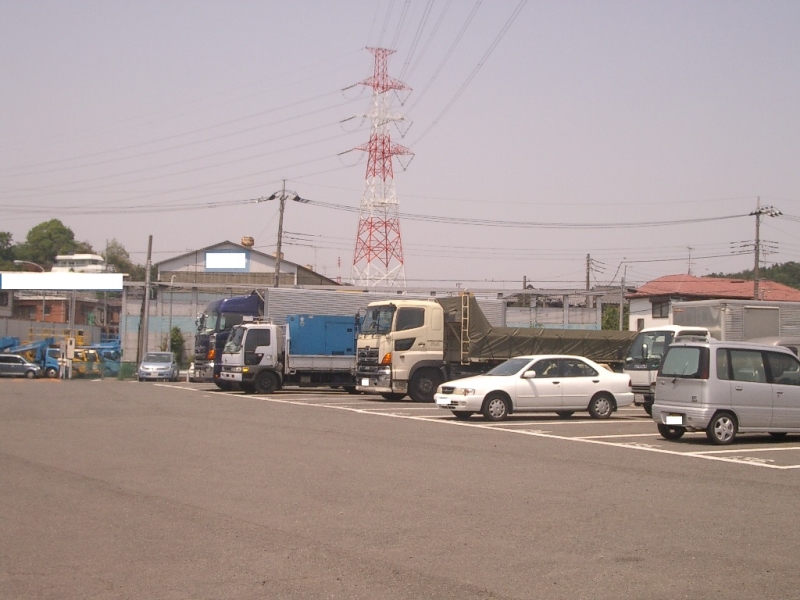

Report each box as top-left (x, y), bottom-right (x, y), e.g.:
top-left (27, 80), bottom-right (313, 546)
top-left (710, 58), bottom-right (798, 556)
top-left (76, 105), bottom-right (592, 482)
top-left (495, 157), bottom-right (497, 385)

top-left (734, 386), bottom-right (743, 391)
top-left (592, 380), bottom-right (599, 383)
top-left (552, 381), bottom-right (560, 384)
top-left (777, 390), bottom-right (784, 395)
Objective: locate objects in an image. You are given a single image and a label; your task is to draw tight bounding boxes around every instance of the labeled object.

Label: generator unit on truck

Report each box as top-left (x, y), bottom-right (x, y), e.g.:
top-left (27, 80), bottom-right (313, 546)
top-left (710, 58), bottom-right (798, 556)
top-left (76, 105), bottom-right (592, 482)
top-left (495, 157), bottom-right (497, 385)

top-left (220, 314), bottom-right (359, 394)
top-left (356, 294), bottom-right (637, 402)
top-left (193, 291), bottom-right (264, 388)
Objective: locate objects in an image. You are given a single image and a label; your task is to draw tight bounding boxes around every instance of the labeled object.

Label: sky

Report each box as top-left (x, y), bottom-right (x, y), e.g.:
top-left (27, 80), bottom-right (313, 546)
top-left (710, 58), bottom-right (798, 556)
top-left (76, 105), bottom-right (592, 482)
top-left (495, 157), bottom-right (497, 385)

top-left (2, 1), bottom-right (799, 291)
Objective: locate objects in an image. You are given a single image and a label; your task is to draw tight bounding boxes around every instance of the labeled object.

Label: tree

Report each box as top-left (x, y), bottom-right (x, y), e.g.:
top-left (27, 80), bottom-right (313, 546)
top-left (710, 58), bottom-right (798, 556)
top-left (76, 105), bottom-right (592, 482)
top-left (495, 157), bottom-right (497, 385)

top-left (162, 326), bottom-right (186, 366)
top-left (14, 220), bottom-right (92, 268)
top-left (0, 232), bottom-right (14, 270)
top-left (602, 304), bottom-right (629, 330)
top-left (102, 238), bottom-right (145, 279)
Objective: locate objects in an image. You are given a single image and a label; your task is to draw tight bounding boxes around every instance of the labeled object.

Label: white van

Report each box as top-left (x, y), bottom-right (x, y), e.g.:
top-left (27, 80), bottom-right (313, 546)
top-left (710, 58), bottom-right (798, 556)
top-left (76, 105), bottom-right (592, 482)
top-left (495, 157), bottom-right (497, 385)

top-left (652, 339), bottom-right (800, 444)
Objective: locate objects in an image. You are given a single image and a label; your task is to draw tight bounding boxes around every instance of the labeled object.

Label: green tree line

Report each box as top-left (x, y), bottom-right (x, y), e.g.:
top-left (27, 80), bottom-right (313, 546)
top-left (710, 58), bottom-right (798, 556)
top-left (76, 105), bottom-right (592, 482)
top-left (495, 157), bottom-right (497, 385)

top-left (0, 219), bottom-right (147, 280)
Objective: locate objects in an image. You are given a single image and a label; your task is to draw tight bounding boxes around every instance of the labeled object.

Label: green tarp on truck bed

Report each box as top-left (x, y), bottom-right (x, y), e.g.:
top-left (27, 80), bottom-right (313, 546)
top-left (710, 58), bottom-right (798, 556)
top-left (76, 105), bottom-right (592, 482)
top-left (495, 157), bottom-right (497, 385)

top-left (437, 296), bottom-right (636, 364)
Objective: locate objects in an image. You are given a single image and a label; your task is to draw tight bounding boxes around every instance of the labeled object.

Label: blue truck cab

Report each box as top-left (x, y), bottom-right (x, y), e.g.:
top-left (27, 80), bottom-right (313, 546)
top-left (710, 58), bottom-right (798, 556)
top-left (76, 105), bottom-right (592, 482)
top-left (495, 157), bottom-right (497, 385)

top-left (193, 291), bottom-right (264, 388)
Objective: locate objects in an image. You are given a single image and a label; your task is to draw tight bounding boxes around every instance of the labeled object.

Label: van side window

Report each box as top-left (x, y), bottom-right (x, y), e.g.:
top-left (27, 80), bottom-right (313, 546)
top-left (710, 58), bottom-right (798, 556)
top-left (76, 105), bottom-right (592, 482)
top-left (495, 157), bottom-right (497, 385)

top-left (766, 352), bottom-right (800, 386)
top-left (716, 349), bottom-right (730, 380)
top-left (729, 350), bottom-right (767, 383)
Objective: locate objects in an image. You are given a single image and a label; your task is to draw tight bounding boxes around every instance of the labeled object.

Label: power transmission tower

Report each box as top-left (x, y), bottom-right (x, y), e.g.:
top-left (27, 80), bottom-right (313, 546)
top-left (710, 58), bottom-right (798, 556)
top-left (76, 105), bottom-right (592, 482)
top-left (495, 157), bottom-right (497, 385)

top-left (351, 47), bottom-right (413, 288)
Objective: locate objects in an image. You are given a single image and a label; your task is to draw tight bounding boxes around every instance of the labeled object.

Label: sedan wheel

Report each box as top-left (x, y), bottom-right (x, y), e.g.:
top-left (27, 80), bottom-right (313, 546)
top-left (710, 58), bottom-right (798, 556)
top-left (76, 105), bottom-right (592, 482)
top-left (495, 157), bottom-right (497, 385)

top-left (482, 394), bottom-right (509, 421)
top-left (706, 412), bottom-right (736, 445)
top-left (588, 393), bottom-right (614, 419)
top-left (25, 370), bottom-right (36, 379)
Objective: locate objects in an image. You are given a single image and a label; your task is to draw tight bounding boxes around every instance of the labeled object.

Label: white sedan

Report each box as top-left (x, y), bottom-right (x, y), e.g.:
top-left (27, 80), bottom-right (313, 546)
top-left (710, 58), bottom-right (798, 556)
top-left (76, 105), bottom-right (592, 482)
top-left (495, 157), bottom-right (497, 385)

top-left (434, 355), bottom-right (634, 421)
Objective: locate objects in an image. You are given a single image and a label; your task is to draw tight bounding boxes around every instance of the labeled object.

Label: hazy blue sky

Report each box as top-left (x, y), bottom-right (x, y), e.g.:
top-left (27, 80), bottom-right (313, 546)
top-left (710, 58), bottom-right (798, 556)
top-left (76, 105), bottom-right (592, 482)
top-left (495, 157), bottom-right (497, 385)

top-left (2, 1), bottom-right (799, 289)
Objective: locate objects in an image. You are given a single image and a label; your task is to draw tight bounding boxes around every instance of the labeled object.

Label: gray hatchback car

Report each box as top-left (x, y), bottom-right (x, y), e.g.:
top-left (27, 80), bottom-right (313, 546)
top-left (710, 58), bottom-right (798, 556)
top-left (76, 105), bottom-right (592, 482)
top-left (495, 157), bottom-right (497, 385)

top-left (138, 352), bottom-right (179, 382)
top-left (0, 354), bottom-right (42, 378)
top-left (653, 339), bottom-right (800, 444)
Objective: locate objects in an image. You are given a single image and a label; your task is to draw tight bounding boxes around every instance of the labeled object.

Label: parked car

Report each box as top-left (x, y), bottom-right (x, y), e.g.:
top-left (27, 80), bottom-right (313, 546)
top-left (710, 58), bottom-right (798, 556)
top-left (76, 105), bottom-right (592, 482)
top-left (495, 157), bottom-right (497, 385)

top-left (0, 354), bottom-right (43, 378)
top-left (138, 352), bottom-right (179, 382)
top-left (653, 338), bottom-right (800, 445)
top-left (434, 355), bottom-right (634, 421)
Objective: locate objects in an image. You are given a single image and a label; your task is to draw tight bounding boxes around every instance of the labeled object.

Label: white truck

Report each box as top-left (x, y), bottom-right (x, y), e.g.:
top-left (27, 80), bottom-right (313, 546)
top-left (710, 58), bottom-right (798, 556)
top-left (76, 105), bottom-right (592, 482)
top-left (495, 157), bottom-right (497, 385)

top-left (623, 325), bottom-right (710, 415)
top-left (356, 294), bottom-right (637, 402)
top-left (625, 299), bottom-right (800, 414)
top-left (219, 314), bottom-right (359, 394)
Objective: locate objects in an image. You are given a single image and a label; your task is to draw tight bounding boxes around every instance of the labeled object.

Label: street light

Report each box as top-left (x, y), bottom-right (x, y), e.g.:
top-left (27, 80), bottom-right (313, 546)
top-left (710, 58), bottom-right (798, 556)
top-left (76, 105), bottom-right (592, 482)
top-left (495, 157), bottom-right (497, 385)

top-left (13, 260), bottom-right (46, 321)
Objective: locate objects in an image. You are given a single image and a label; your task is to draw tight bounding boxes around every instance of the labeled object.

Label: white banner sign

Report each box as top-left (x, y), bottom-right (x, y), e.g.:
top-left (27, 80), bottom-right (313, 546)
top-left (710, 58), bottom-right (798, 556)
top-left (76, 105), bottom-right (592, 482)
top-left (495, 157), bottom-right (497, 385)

top-left (0, 272), bottom-right (124, 291)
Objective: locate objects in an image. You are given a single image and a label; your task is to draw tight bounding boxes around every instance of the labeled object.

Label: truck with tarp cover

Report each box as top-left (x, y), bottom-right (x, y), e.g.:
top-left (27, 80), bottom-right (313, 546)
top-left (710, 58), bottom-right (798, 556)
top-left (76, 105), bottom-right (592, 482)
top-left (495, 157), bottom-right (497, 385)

top-left (356, 294), bottom-right (637, 402)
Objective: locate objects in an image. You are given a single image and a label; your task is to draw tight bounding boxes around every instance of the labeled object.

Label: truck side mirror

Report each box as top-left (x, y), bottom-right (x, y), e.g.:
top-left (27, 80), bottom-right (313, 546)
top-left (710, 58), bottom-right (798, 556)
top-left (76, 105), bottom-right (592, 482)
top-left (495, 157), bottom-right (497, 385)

top-left (642, 342), bottom-right (649, 359)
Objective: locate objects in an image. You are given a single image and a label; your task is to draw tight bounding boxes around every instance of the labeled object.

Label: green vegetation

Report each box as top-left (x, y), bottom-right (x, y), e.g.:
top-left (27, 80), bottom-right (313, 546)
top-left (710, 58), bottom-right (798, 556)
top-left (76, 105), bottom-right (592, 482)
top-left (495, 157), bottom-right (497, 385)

top-left (710, 261), bottom-right (800, 290)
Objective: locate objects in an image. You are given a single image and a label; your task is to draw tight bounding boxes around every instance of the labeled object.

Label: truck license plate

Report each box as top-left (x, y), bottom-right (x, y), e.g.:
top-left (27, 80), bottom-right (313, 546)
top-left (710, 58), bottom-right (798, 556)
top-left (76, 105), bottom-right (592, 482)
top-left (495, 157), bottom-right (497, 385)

top-left (665, 415), bottom-right (683, 425)
top-left (361, 378), bottom-right (370, 386)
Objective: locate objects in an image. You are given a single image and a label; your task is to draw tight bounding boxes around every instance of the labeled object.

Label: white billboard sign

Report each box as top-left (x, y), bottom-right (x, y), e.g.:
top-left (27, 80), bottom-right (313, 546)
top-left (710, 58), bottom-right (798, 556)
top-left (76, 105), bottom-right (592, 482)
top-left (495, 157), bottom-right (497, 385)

top-left (0, 272), bottom-right (124, 291)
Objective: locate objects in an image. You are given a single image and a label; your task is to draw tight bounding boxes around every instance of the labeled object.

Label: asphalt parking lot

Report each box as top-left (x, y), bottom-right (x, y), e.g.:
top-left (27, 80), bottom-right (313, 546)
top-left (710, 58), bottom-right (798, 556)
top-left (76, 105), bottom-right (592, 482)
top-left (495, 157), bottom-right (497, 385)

top-left (1, 379), bottom-right (799, 599)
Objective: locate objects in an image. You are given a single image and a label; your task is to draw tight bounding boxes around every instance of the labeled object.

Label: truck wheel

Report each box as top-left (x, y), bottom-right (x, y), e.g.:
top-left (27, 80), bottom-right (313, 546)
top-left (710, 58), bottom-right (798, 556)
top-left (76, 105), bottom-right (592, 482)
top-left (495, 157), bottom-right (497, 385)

top-left (452, 411), bottom-right (473, 420)
top-left (214, 380), bottom-right (233, 391)
top-left (588, 393), bottom-right (614, 419)
top-left (556, 411), bottom-right (574, 419)
top-left (643, 402), bottom-right (653, 416)
top-left (408, 368), bottom-right (442, 403)
top-left (380, 393), bottom-right (406, 401)
top-left (482, 393), bottom-right (509, 421)
top-left (45, 367), bottom-right (58, 379)
top-left (254, 371), bottom-right (278, 394)
top-left (343, 386), bottom-right (361, 395)
top-left (706, 412), bottom-right (736, 445)
top-left (657, 423), bottom-right (685, 440)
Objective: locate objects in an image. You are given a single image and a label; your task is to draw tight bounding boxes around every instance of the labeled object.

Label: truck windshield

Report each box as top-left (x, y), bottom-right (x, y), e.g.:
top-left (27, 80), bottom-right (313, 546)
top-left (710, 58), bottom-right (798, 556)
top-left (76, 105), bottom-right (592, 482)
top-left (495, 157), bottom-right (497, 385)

top-left (199, 311), bottom-right (219, 334)
top-left (625, 331), bottom-right (675, 365)
top-left (224, 327), bottom-right (245, 354)
top-left (361, 305), bottom-right (396, 335)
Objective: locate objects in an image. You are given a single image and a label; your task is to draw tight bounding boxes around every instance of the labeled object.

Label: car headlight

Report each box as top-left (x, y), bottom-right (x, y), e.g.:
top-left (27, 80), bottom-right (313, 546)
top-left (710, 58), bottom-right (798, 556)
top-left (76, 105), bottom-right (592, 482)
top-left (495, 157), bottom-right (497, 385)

top-left (454, 388), bottom-right (475, 396)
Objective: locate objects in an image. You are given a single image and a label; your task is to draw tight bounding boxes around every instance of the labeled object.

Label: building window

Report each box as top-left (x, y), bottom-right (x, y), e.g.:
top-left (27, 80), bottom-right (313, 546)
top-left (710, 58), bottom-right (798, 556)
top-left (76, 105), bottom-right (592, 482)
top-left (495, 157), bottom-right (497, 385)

top-left (0, 292), bottom-right (7, 307)
top-left (652, 301), bottom-right (669, 319)
top-left (637, 318), bottom-right (645, 331)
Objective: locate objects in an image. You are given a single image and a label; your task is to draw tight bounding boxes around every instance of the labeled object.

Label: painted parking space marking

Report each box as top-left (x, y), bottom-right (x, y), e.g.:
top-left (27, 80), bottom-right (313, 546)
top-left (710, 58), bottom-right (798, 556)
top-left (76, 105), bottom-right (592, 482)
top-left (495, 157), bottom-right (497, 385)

top-left (206, 388), bottom-right (800, 470)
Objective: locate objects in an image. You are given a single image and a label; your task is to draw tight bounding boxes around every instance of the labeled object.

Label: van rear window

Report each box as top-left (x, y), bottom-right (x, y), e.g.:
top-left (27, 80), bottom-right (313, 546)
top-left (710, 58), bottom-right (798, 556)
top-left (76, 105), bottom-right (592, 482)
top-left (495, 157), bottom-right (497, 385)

top-left (660, 347), bottom-right (708, 379)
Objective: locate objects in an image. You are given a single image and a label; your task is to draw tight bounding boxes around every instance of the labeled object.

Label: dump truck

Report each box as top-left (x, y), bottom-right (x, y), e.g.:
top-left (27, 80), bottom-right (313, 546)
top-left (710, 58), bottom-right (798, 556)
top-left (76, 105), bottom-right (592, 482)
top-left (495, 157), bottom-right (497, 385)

top-left (356, 294), bottom-right (637, 402)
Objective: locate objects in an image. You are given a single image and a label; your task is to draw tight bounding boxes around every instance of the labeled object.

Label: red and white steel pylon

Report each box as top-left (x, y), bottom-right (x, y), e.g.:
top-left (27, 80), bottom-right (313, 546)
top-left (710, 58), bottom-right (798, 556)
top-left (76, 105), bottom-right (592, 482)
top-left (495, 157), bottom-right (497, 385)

top-left (351, 47), bottom-right (413, 288)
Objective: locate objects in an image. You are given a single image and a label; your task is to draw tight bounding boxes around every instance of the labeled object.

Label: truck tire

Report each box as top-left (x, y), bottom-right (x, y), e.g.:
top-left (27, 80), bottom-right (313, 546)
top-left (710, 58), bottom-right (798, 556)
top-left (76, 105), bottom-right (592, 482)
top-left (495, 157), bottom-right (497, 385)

top-left (214, 380), bottom-right (233, 391)
top-left (380, 393), bottom-right (406, 401)
top-left (45, 367), bottom-right (58, 379)
top-left (254, 371), bottom-right (278, 394)
top-left (408, 368), bottom-right (442, 403)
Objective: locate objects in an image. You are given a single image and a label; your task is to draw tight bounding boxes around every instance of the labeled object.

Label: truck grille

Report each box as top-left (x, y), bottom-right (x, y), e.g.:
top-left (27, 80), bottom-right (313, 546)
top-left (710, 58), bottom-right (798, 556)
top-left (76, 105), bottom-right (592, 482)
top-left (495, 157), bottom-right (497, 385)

top-left (358, 347), bottom-right (379, 364)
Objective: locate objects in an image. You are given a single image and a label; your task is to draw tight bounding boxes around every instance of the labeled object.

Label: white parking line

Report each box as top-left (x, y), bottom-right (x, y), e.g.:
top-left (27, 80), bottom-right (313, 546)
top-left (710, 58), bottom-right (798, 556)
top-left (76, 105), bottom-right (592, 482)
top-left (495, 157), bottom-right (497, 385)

top-left (212, 389), bottom-right (800, 470)
top-left (690, 446), bottom-right (800, 455)
top-left (578, 433), bottom-right (660, 439)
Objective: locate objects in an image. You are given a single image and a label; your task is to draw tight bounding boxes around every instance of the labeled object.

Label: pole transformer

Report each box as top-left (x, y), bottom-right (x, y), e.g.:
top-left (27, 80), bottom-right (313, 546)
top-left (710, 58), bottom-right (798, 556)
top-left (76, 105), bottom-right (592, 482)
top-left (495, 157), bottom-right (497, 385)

top-left (351, 47), bottom-right (413, 288)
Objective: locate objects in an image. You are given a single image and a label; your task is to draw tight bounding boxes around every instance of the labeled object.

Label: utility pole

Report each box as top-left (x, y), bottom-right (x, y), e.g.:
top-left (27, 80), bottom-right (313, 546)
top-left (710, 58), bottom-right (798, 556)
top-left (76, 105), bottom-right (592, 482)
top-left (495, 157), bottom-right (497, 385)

top-left (750, 198), bottom-right (782, 300)
top-left (141, 235), bottom-right (153, 360)
top-left (274, 180), bottom-right (286, 288)
top-left (585, 254), bottom-right (591, 308)
top-left (256, 183), bottom-right (305, 288)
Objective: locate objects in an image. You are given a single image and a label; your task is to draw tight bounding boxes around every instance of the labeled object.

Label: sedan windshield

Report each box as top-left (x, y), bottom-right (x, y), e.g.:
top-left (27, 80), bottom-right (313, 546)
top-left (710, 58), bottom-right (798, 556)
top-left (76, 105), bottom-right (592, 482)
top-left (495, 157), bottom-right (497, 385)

top-left (486, 358), bottom-right (534, 376)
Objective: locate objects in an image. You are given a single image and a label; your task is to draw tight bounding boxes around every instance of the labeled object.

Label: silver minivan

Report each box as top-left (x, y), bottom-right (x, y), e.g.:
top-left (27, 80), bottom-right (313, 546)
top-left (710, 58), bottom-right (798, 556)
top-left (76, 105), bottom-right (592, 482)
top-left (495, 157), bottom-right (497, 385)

top-left (652, 339), bottom-right (800, 444)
